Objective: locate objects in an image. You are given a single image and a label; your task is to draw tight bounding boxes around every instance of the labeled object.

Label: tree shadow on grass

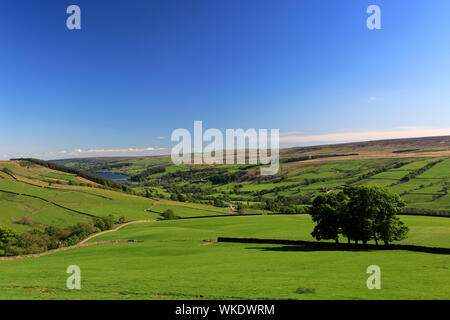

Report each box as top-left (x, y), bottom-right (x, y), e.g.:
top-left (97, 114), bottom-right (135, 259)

top-left (245, 244), bottom-right (375, 253)
top-left (219, 237), bottom-right (450, 255)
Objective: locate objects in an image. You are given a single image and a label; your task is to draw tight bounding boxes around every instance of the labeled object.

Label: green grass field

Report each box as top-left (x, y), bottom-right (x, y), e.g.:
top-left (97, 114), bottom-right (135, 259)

top-left (1, 215), bottom-right (448, 300)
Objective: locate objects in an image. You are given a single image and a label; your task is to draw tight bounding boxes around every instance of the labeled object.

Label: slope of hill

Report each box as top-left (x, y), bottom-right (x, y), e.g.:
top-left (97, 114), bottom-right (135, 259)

top-left (0, 160), bottom-right (157, 231)
top-left (0, 160), bottom-right (240, 234)
top-left (53, 136), bottom-right (450, 215)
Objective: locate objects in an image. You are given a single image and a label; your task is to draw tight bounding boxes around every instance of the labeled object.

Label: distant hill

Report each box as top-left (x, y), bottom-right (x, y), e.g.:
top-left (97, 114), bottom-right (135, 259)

top-left (52, 135), bottom-right (450, 216)
top-left (280, 135), bottom-right (450, 159)
top-left (54, 135), bottom-right (450, 165)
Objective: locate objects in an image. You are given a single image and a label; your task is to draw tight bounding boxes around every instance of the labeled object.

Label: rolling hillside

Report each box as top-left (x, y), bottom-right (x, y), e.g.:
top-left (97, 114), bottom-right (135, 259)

top-left (0, 143), bottom-right (449, 300)
top-left (54, 136), bottom-right (450, 215)
top-left (0, 159), bottom-right (239, 233)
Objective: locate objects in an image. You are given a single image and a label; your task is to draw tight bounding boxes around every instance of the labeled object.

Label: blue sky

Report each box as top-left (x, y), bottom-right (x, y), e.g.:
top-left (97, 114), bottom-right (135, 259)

top-left (1, 0), bottom-right (449, 159)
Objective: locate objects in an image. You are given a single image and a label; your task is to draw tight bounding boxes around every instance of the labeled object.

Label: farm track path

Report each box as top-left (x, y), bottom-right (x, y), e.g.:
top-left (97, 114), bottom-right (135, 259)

top-left (78, 219), bottom-right (155, 244)
top-left (0, 220), bottom-right (155, 261)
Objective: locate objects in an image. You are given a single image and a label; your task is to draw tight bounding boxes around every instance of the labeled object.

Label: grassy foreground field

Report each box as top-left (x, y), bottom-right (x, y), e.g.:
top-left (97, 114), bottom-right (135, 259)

top-left (1, 215), bottom-right (449, 300)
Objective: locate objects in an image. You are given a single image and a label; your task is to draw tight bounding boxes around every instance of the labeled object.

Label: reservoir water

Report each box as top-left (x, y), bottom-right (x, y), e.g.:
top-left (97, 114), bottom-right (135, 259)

top-left (95, 172), bottom-right (130, 183)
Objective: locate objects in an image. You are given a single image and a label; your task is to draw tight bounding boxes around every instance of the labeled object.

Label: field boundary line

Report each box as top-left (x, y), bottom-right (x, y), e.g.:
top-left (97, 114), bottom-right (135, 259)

top-left (151, 202), bottom-right (233, 215)
top-left (0, 188), bottom-right (95, 217)
top-left (13, 174), bottom-right (115, 200)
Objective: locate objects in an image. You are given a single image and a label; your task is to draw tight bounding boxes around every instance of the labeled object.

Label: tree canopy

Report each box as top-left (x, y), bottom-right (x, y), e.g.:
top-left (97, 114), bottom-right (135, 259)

top-left (309, 186), bottom-right (408, 245)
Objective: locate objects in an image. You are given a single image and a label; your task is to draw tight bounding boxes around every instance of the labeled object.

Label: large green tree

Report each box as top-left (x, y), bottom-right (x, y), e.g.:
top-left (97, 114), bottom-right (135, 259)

top-left (309, 193), bottom-right (347, 243)
top-left (309, 186), bottom-right (408, 246)
top-left (344, 186), bottom-right (407, 245)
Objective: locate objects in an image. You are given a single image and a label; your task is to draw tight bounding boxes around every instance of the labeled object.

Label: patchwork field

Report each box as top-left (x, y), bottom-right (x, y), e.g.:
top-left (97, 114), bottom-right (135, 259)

top-left (53, 136), bottom-right (450, 216)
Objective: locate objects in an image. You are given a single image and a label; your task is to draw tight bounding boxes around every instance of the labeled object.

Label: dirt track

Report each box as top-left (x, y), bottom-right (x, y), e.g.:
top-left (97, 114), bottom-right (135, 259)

top-left (0, 220), bottom-right (155, 261)
top-left (78, 219), bottom-right (154, 244)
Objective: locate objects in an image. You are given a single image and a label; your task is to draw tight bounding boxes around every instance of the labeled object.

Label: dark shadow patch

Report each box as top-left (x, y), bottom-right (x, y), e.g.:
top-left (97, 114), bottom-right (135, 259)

top-left (218, 237), bottom-right (450, 255)
top-left (245, 245), bottom-right (374, 253)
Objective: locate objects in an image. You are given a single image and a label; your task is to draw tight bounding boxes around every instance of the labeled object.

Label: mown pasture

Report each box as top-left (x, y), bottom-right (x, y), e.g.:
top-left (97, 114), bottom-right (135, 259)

top-left (0, 215), bottom-right (448, 300)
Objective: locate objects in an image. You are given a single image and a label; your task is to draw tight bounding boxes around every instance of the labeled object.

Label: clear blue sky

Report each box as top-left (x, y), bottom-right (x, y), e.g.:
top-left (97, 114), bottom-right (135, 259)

top-left (1, 0), bottom-right (449, 159)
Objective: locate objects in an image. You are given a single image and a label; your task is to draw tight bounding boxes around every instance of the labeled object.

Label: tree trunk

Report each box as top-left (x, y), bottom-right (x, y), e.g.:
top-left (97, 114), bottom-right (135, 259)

top-left (335, 238), bottom-right (339, 244)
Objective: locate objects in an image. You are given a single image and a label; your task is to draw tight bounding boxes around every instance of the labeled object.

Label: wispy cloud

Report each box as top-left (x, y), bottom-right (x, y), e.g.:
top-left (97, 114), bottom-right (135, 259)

top-left (67, 147), bottom-right (167, 156)
top-left (0, 146), bottom-right (169, 160)
top-left (280, 126), bottom-right (450, 145)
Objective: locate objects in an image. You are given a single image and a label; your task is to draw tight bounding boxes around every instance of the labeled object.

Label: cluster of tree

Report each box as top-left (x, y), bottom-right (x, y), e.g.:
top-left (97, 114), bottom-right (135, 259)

top-left (144, 188), bottom-right (164, 199)
top-left (309, 186), bottom-right (409, 245)
top-left (392, 149), bottom-right (419, 154)
top-left (208, 171), bottom-right (244, 184)
top-left (130, 165), bottom-right (166, 182)
top-left (236, 203), bottom-right (245, 213)
top-left (158, 167), bottom-right (224, 182)
top-left (400, 160), bottom-right (443, 182)
top-left (253, 173), bottom-right (288, 185)
top-left (159, 181), bottom-right (315, 212)
top-left (155, 167), bottom-right (257, 186)
top-left (302, 177), bottom-right (334, 186)
top-left (170, 192), bottom-right (187, 202)
top-left (12, 158), bottom-right (132, 192)
top-left (19, 160), bottom-right (36, 167)
top-left (43, 178), bottom-right (94, 188)
top-left (263, 194), bottom-right (313, 212)
top-left (162, 209), bottom-right (176, 220)
top-left (0, 214), bottom-right (125, 256)
top-left (213, 198), bottom-right (225, 208)
top-left (249, 184), bottom-right (303, 198)
top-left (393, 161), bottom-right (410, 168)
top-left (98, 162), bottom-right (132, 170)
top-left (281, 153), bottom-right (359, 164)
top-left (53, 159), bottom-right (133, 173)
top-left (2, 167), bottom-right (13, 175)
top-left (354, 166), bottom-right (391, 182)
top-left (345, 162), bottom-right (408, 184)
top-left (165, 183), bottom-right (215, 197)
